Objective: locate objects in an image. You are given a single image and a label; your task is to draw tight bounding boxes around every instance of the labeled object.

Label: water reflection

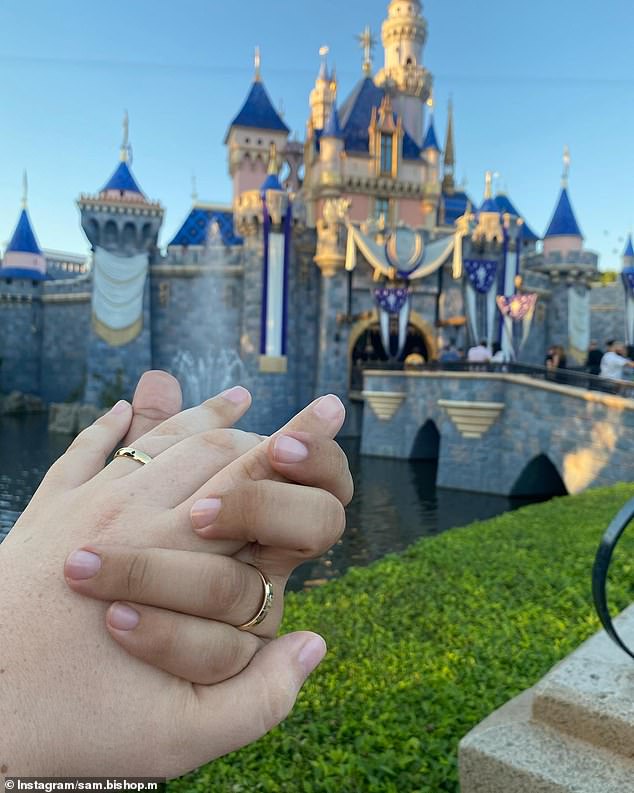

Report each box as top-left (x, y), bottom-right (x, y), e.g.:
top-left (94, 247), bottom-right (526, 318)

top-left (0, 418), bottom-right (541, 589)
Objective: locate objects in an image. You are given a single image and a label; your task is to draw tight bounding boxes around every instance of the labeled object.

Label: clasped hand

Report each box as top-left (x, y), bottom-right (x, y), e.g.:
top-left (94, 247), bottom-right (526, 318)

top-left (0, 372), bottom-right (353, 778)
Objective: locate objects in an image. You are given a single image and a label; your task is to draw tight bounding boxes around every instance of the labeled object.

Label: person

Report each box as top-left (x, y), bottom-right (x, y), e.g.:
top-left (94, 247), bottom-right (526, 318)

top-left (546, 345), bottom-right (567, 370)
top-left (491, 342), bottom-right (509, 364)
top-left (439, 342), bottom-right (461, 363)
top-left (585, 340), bottom-right (603, 376)
top-left (0, 371), bottom-right (353, 777)
top-left (467, 340), bottom-right (491, 363)
top-left (600, 340), bottom-right (634, 381)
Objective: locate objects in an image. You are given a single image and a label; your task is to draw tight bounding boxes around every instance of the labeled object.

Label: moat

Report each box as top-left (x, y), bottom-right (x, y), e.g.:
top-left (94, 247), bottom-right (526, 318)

top-left (0, 415), bottom-right (544, 590)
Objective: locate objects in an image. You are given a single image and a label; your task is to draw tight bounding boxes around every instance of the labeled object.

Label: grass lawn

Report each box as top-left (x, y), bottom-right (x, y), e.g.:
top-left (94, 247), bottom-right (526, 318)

top-left (169, 483), bottom-right (634, 793)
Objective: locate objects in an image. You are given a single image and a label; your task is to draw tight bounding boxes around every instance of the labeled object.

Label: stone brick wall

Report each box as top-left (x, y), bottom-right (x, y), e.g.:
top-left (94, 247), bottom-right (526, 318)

top-left (361, 370), bottom-right (634, 495)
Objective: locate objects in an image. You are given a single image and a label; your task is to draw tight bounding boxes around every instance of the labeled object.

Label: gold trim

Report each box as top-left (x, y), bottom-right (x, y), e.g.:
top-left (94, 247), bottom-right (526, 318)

top-left (259, 355), bottom-right (288, 374)
top-left (438, 399), bottom-right (505, 439)
top-left (93, 314), bottom-right (143, 347)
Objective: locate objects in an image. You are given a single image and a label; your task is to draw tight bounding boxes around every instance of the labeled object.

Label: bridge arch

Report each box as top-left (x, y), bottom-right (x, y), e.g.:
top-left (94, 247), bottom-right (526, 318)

top-left (511, 454), bottom-right (567, 498)
top-left (410, 419), bottom-right (440, 460)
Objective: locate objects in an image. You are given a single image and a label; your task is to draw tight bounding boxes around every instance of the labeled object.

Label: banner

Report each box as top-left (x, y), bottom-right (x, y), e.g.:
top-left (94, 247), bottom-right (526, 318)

top-left (496, 294), bottom-right (538, 359)
top-left (464, 260), bottom-right (497, 294)
top-left (92, 246), bottom-right (148, 347)
top-left (623, 269), bottom-right (634, 344)
top-left (568, 286), bottom-right (591, 365)
top-left (374, 288), bottom-right (412, 359)
top-left (260, 202), bottom-right (291, 358)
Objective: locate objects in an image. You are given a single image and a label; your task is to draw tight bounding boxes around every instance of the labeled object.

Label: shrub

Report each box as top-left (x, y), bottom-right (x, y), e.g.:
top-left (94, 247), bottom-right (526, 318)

top-left (169, 484), bottom-right (634, 793)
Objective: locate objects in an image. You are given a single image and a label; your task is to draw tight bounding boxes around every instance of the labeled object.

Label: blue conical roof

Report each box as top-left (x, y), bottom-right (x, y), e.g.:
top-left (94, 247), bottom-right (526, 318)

top-left (6, 208), bottom-right (42, 254)
top-left (322, 105), bottom-right (343, 139)
top-left (480, 197), bottom-right (499, 213)
top-left (101, 161), bottom-right (143, 195)
top-left (624, 235), bottom-right (634, 258)
top-left (544, 188), bottom-right (582, 238)
top-left (422, 117), bottom-right (441, 151)
top-left (226, 80), bottom-right (290, 140)
top-left (261, 172), bottom-right (283, 194)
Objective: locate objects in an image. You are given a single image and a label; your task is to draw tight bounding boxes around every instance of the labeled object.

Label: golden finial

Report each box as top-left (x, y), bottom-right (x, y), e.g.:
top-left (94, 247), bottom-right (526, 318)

top-left (191, 173), bottom-right (198, 205)
top-left (267, 142), bottom-right (278, 175)
top-left (484, 170), bottom-right (493, 199)
top-left (254, 46), bottom-right (261, 82)
top-left (562, 144), bottom-right (571, 188)
top-left (21, 170), bottom-right (28, 209)
top-left (426, 90), bottom-right (434, 112)
top-left (120, 110), bottom-right (130, 162)
top-left (357, 26), bottom-right (376, 75)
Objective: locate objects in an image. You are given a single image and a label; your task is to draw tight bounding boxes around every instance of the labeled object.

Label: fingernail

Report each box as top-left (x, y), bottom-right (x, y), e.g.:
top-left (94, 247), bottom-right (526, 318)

top-left (111, 400), bottom-right (130, 415)
top-left (220, 386), bottom-right (250, 406)
top-left (313, 394), bottom-right (344, 422)
top-left (65, 550), bottom-right (102, 580)
top-left (273, 435), bottom-right (309, 464)
top-left (191, 497), bottom-right (222, 529)
top-left (297, 635), bottom-right (327, 676)
top-left (108, 603), bottom-right (140, 631)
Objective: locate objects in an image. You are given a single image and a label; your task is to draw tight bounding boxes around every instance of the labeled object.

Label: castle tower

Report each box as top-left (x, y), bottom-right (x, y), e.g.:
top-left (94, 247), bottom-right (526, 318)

top-left (375, 0), bottom-right (432, 146)
top-left (77, 115), bottom-right (164, 405)
top-left (225, 50), bottom-right (290, 204)
top-left (541, 148), bottom-right (597, 363)
top-left (2, 173), bottom-right (47, 278)
top-left (309, 48), bottom-right (337, 131)
top-left (0, 175), bottom-right (47, 395)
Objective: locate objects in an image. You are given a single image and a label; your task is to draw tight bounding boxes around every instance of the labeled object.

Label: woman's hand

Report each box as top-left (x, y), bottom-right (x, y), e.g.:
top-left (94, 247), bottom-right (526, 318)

top-left (0, 383), bottom-right (350, 778)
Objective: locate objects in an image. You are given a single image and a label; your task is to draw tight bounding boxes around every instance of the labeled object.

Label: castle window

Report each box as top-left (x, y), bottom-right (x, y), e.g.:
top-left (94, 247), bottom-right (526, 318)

top-left (375, 197), bottom-right (390, 223)
top-left (380, 133), bottom-right (394, 176)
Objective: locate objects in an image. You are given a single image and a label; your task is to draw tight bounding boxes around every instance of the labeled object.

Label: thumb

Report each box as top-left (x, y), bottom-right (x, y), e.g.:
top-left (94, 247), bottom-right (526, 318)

top-left (183, 632), bottom-right (327, 771)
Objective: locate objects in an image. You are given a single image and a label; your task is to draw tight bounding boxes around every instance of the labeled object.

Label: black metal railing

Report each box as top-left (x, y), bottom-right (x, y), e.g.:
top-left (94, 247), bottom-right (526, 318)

top-left (355, 360), bottom-right (634, 399)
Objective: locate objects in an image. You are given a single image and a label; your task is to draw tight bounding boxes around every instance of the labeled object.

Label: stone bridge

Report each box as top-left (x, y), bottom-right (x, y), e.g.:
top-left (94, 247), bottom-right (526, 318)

top-left (360, 370), bottom-right (634, 496)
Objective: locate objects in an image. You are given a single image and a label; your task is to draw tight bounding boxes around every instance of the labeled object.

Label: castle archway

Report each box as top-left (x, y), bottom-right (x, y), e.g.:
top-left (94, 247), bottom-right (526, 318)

top-left (349, 310), bottom-right (437, 390)
top-left (410, 419), bottom-right (440, 460)
top-left (511, 454), bottom-right (567, 498)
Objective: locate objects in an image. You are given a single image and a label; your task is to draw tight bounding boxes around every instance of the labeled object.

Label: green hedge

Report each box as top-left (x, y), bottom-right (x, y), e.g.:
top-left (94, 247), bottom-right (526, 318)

top-left (170, 484), bottom-right (634, 793)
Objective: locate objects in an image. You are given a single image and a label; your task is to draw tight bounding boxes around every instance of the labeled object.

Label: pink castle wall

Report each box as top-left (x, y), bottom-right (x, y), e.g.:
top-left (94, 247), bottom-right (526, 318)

top-left (398, 199), bottom-right (423, 227)
top-left (542, 236), bottom-right (583, 257)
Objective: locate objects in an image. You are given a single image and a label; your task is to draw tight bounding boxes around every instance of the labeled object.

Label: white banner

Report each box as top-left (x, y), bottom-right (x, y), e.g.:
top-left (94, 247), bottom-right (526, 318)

top-left (626, 295), bottom-right (634, 346)
top-left (265, 232), bottom-right (285, 357)
top-left (568, 286), bottom-right (590, 364)
top-left (92, 247), bottom-right (148, 346)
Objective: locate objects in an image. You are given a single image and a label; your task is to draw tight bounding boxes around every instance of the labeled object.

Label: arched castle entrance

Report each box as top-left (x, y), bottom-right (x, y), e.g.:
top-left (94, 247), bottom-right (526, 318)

top-left (349, 310), bottom-right (437, 391)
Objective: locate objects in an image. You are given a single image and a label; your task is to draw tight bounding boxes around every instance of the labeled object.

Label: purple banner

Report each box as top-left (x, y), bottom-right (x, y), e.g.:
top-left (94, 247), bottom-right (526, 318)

top-left (374, 287), bottom-right (411, 315)
top-left (464, 259), bottom-right (497, 294)
top-left (496, 293), bottom-right (538, 321)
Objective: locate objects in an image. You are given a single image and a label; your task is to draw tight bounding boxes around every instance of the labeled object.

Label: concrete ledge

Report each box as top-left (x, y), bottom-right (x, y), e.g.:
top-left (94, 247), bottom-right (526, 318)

top-left (460, 605), bottom-right (634, 792)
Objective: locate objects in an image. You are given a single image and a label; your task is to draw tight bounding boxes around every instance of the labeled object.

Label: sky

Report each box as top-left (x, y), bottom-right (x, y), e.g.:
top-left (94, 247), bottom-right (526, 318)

top-left (1, 0), bottom-right (633, 270)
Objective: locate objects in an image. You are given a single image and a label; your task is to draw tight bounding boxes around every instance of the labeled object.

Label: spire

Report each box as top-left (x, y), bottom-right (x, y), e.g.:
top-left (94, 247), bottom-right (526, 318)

top-left (2, 174), bottom-right (47, 278)
top-left (624, 234), bottom-right (634, 259)
top-left (480, 171), bottom-right (499, 213)
top-left (318, 45), bottom-right (329, 80)
top-left (21, 170), bottom-right (28, 209)
top-left (544, 188), bottom-right (582, 238)
top-left (422, 95), bottom-right (440, 151)
top-left (561, 144), bottom-right (570, 188)
top-left (120, 111), bottom-right (130, 163)
top-left (254, 46), bottom-right (261, 82)
top-left (442, 99), bottom-right (455, 193)
top-left (357, 26), bottom-right (377, 75)
top-left (191, 173), bottom-right (198, 205)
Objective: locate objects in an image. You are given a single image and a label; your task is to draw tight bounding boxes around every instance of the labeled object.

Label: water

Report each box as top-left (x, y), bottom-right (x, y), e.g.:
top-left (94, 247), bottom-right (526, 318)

top-left (0, 416), bottom-right (539, 589)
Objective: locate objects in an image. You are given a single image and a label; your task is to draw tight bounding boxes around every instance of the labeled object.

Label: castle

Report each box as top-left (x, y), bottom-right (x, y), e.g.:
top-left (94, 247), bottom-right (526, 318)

top-left (0, 0), bottom-right (631, 435)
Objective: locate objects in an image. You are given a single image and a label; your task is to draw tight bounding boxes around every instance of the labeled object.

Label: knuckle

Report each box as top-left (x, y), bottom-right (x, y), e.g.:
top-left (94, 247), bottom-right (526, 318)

top-left (125, 550), bottom-right (154, 600)
top-left (319, 493), bottom-right (347, 549)
top-left (199, 428), bottom-right (240, 455)
top-left (201, 559), bottom-right (246, 616)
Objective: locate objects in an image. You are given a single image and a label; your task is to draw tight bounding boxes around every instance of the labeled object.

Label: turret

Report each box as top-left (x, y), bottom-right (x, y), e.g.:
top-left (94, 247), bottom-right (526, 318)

top-left (225, 49), bottom-right (290, 204)
top-left (623, 235), bottom-right (634, 269)
top-left (319, 105), bottom-right (344, 187)
top-left (309, 47), bottom-right (337, 130)
top-left (422, 99), bottom-right (441, 184)
top-left (375, 0), bottom-right (432, 146)
top-left (543, 146), bottom-right (583, 257)
top-left (77, 114), bottom-right (164, 404)
top-left (2, 172), bottom-right (47, 279)
top-left (622, 235), bottom-right (634, 345)
top-left (442, 99), bottom-right (455, 194)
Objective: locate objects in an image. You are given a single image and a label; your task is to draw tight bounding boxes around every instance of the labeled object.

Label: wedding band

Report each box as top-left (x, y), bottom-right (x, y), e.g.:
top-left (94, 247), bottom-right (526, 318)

top-left (237, 564), bottom-right (274, 630)
top-left (113, 446), bottom-right (153, 466)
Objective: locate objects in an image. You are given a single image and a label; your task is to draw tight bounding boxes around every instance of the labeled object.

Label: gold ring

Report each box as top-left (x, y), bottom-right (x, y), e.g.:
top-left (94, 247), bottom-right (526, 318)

top-left (113, 446), bottom-right (153, 466)
top-left (237, 564), bottom-right (274, 631)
